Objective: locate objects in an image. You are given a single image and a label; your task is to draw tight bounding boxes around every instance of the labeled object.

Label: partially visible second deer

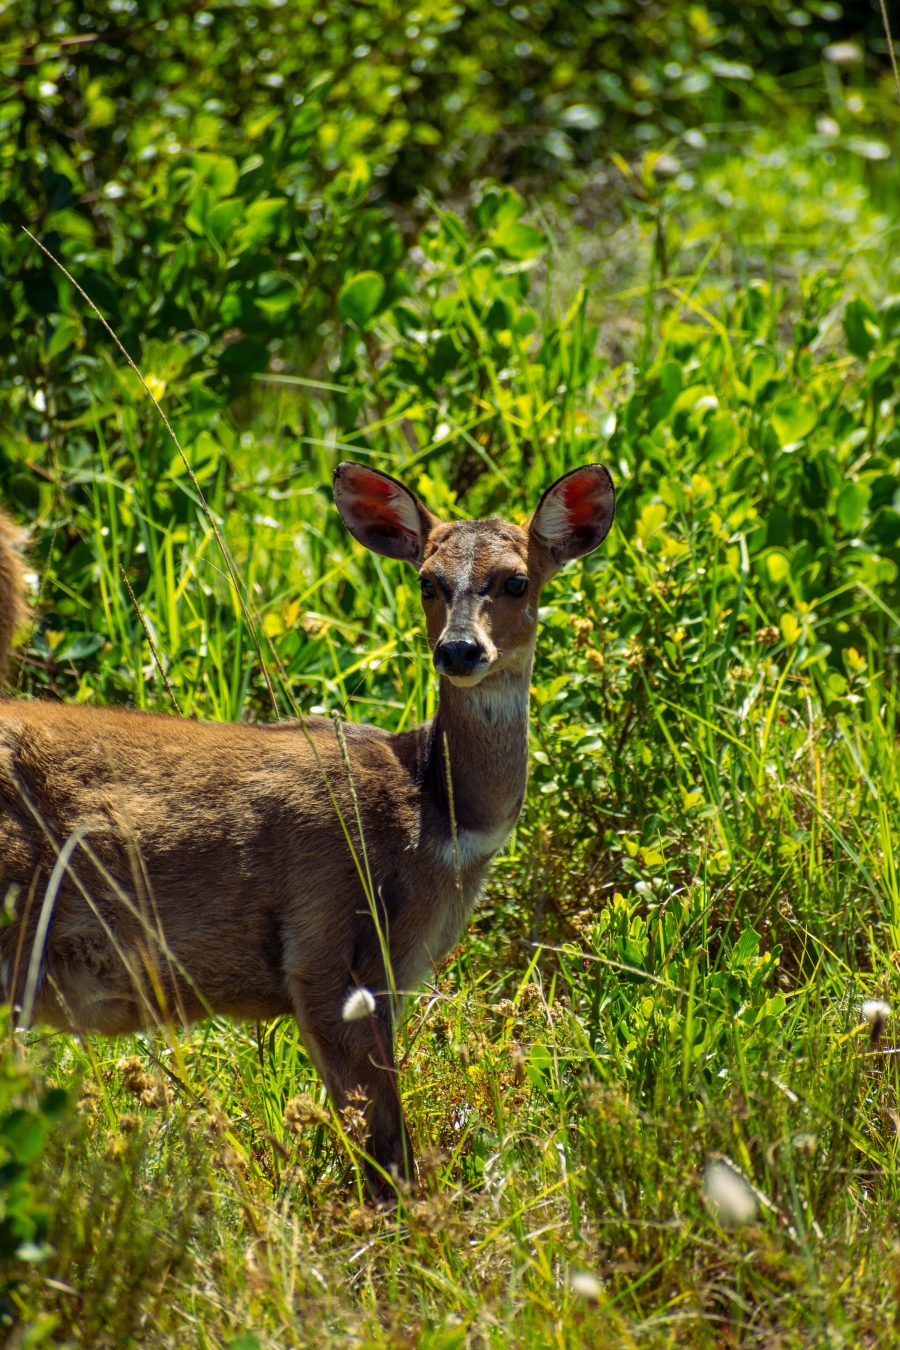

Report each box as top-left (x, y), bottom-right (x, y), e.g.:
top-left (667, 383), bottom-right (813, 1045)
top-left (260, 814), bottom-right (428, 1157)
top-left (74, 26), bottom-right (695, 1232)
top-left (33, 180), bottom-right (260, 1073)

top-left (0, 462), bottom-right (614, 1190)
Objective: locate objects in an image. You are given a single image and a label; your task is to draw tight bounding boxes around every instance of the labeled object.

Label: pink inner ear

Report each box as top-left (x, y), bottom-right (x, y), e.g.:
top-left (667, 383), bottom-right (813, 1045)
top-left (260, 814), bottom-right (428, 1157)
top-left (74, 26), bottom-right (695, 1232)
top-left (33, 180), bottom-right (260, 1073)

top-left (354, 499), bottom-right (409, 531)
top-left (561, 470), bottom-right (604, 528)
top-left (343, 466), bottom-right (418, 537)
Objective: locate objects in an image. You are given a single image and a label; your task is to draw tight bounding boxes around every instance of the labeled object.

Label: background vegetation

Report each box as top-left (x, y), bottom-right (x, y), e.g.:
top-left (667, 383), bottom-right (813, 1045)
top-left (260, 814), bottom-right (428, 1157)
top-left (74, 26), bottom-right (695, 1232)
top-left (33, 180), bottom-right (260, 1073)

top-left (3, 0), bottom-right (900, 1344)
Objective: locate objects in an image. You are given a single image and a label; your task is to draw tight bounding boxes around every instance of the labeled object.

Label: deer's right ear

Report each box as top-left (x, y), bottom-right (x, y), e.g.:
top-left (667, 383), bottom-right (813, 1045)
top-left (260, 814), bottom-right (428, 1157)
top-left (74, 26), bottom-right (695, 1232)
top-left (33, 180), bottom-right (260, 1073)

top-left (333, 462), bottom-right (434, 566)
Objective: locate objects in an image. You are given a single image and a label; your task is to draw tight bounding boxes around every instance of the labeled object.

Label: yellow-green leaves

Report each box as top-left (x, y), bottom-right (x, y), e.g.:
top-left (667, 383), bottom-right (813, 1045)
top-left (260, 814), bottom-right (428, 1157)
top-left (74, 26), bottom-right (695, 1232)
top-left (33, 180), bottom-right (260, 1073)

top-left (84, 78), bottom-right (116, 127)
top-left (490, 220), bottom-right (545, 260)
top-left (636, 503), bottom-right (667, 544)
top-left (843, 296), bottom-right (880, 359)
top-left (338, 271), bottom-right (385, 327)
top-left (770, 396), bottom-right (817, 448)
top-left (472, 185), bottom-right (547, 260)
top-left (780, 612), bottom-right (801, 645)
top-left (837, 482), bottom-right (871, 533)
top-left (233, 199), bottom-right (286, 252)
top-left (765, 551), bottom-right (790, 584)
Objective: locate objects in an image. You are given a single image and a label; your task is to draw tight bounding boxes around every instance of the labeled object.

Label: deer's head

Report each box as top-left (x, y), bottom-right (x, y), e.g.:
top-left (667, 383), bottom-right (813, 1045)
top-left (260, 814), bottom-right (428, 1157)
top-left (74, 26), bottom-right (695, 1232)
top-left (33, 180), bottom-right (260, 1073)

top-left (334, 462), bottom-right (615, 688)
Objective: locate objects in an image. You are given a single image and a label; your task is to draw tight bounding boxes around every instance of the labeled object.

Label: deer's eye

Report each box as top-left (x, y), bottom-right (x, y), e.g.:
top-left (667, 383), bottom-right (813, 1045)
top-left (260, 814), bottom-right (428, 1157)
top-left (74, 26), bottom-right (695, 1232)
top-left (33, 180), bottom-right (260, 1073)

top-left (504, 575), bottom-right (528, 597)
top-left (420, 578), bottom-right (436, 600)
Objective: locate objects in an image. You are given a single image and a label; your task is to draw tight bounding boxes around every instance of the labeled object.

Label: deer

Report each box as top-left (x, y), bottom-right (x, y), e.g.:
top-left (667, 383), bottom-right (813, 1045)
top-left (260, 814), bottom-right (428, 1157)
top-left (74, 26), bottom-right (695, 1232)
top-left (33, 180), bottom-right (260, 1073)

top-left (0, 461), bottom-right (614, 1191)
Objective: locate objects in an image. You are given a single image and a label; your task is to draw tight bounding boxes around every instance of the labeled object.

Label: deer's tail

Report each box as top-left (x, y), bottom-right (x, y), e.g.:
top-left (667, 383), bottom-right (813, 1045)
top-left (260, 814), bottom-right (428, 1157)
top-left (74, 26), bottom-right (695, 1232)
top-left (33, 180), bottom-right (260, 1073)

top-left (0, 509), bottom-right (30, 687)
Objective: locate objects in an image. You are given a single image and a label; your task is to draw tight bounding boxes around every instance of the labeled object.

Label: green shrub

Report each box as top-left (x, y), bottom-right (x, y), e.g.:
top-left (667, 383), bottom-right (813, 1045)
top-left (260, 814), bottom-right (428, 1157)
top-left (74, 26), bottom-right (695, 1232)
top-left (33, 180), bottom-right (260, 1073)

top-left (0, 1012), bottom-right (69, 1329)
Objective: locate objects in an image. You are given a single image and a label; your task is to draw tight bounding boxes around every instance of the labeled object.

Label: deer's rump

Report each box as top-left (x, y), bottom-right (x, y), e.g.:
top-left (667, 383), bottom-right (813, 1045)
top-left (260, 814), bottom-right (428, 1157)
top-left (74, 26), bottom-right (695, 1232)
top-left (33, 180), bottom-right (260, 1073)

top-left (0, 700), bottom-right (421, 1034)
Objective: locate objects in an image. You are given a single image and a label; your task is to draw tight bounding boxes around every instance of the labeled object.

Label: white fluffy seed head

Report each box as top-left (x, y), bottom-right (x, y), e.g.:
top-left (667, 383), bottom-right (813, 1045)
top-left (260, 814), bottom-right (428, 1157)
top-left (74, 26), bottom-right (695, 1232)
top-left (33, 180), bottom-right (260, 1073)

top-left (569, 1271), bottom-right (602, 1302)
top-left (861, 999), bottom-right (891, 1026)
top-left (702, 1159), bottom-right (758, 1227)
top-left (342, 987), bottom-right (376, 1022)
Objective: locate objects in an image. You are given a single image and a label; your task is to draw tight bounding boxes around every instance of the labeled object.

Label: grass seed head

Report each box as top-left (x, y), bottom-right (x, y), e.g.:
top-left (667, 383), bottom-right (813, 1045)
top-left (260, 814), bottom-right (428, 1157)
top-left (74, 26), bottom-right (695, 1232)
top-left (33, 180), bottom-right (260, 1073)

top-left (117, 1055), bottom-right (170, 1109)
top-left (284, 1094), bottom-right (330, 1131)
top-left (702, 1159), bottom-right (758, 1227)
top-left (861, 999), bottom-right (891, 1026)
top-left (342, 986), bottom-right (376, 1021)
top-left (861, 999), bottom-right (891, 1042)
top-left (569, 1271), bottom-right (603, 1301)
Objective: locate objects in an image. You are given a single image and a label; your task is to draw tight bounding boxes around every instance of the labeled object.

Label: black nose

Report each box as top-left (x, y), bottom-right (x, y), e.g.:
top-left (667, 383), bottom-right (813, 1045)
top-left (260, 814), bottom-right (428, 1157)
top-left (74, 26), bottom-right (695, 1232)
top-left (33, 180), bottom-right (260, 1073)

top-left (435, 639), bottom-right (486, 677)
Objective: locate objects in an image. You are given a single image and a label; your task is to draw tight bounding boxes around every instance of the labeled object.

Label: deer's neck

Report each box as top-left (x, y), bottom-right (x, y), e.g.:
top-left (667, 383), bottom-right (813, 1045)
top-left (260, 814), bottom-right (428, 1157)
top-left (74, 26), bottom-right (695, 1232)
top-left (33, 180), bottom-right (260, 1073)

top-left (423, 663), bottom-right (532, 867)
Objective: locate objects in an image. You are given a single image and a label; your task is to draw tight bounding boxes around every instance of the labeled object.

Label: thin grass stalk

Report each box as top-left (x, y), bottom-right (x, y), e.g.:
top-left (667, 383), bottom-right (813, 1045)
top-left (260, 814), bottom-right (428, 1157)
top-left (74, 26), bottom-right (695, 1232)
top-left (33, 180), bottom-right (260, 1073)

top-left (330, 710), bottom-right (401, 1022)
top-left (878, 0), bottom-right (900, 105)
top-left (119, 563), bottom-right (181, 714)
top-left (22, 228), bottom-right (280, 719)
top-left (20, 824), bottom-right (91, 1029)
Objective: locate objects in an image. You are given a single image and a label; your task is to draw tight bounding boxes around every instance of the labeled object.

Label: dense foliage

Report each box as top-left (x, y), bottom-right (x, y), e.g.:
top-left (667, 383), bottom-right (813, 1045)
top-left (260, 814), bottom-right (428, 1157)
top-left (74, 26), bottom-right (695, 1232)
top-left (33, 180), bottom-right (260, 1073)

top-left (2, 0), bottom-right (900, 1345)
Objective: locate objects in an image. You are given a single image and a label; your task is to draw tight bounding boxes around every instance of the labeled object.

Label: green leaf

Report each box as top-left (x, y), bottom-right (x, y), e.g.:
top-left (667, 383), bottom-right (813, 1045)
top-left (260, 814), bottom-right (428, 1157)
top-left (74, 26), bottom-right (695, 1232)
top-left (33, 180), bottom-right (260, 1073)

top-left (254, 272), bottom-right (298, 319)
top-left (45, 208), bottom-right (94, 244)
top-left (59, 633), bottom-right (104, 661)
top-left (765, 550), bottom-right (790, 583)
top-left (493, 188), bottom-right (525, 228)
top-left (730, 925), bottom-right (761, 967)
top-left (185, 186), bottom-right (210, 235)
top-left (1, 1110), bottom-right (49, 1165)
top-left (193, 152), bottom-right (239, 198)
top-left (770, 396), bottom-right (816, 447)
top-left (837, 482), bottom-right (871, 533)
top-left (232, 198), bottom-right (286, 251)
top-left (780, 613), bottom-right (801, 645)
top-left (636, 503), bottom-right (666, 541)
top-left (207, 197), bottom-right (244, 246)
top-left (491, 221), bottom-right (545, 260)
top-left (439, 212), bottom-right (468, 247)
top-left (337, 271), bottom-right (385, 326)
top-left (705, 412), bottom-right (738, 457)
top-left (843, 296), bottom-right (880, 358)
top-left (867, 353), bottom-right (897, 394)
top-left (526, 1043), bottom-right (553, 1088)
top-left (46, 317), bottom-right (82, 359)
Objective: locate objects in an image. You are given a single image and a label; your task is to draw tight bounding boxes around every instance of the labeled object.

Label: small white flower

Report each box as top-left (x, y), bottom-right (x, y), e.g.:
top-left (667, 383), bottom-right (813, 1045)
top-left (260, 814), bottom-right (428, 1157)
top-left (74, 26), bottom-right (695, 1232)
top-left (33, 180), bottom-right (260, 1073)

top-left (861, 999), bottom-right (891, 1026)
top-left (342, 987), bottom-right (376, 1022)
top-left (702, 1159), bottom-right (758, 1227)
top-left (823, 42), bottom-right (862, 66)
top-left (569, 1270), bottom-right (602, 1301)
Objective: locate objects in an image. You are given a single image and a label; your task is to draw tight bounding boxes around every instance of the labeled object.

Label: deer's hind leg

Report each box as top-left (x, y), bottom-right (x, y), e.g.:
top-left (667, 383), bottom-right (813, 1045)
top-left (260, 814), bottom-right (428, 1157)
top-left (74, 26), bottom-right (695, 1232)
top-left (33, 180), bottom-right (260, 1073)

top-left (287, 964), bottom-right (412, 1195)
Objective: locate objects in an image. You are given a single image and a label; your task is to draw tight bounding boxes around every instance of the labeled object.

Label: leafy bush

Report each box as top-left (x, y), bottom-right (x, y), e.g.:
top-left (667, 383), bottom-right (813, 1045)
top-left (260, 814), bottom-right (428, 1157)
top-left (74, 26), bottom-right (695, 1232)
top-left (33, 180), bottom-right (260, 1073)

top-left (0, 1013), bottom-right (69, 1329)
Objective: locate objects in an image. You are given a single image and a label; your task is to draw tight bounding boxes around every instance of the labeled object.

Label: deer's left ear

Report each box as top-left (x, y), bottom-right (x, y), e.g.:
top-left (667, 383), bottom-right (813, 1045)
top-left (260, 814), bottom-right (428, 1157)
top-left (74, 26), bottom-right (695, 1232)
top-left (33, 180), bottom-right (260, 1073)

top-left (529, 464), bottom-right (616, 571)
top-left (333, 462), bottom-right (436, 566)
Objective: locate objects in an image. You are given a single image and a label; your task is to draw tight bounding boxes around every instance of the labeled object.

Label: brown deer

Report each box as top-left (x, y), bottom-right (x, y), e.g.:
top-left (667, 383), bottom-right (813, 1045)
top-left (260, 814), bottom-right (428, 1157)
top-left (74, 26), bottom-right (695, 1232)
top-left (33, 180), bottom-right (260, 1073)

top-left (0, 462), bottom-right (614, 1189)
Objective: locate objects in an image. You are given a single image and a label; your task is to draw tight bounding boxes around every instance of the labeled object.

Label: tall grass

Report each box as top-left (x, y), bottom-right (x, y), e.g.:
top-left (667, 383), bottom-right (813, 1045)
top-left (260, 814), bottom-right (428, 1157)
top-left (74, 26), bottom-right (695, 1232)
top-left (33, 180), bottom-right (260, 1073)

top-left (4, 134), bottom-right (900, 1347)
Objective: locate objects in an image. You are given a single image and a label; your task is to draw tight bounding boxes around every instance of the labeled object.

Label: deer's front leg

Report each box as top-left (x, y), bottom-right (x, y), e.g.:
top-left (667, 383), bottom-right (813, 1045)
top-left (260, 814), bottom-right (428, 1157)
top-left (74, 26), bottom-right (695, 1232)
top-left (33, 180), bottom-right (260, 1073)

top-left (288, 969), bottom-right (412, 1196)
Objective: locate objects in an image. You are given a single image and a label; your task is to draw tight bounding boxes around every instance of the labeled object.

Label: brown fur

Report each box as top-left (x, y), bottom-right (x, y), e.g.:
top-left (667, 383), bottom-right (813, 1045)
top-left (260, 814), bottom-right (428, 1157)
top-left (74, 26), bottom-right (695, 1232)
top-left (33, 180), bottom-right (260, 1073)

top-left (0, 464), bottom-right (614, 1188)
